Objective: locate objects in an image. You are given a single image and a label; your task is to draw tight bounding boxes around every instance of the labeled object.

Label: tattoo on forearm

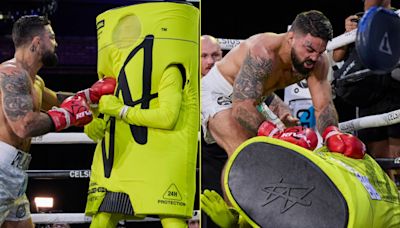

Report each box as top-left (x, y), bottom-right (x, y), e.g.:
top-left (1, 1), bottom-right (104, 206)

top-left (232, 52), bottom-right (272, 101)
top-left (26, 114), bottom-right (53, 136)
top-left (0, 70), bottom-right (33, 121)
top-left (269, 93), bottom-right (290, 118)
top-left (317, 102), bottom-right (338, 134)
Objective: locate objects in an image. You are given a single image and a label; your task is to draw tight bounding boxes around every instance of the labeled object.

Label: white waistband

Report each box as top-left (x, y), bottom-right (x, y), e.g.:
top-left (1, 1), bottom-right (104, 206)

top-left (0, 140), bottom-right (31, 170)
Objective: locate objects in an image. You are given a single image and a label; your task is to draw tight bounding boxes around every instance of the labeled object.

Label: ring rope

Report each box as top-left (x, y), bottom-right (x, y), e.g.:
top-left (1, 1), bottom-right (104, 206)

top-left (27, 170), bottom-right (91, 179)
top-left (32, 132), bottom-right (94, 144)
top-left (375, 157), bottom-right (400, 170)
top-left (31, 210), bottom-right (199, 224)
top-left (339, 108), bottom-right (400, 133)
top-left (27, 168), bottom-right (199, 179)
top-left (217, 38), bottom-right (243, 50)
top-left (217, 29), bottom-right (358, 51)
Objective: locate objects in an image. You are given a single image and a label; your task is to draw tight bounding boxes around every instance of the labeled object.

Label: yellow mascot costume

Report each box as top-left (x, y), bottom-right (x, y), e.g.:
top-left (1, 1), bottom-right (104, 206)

top-left (85, 2), bottom-right (199, 227)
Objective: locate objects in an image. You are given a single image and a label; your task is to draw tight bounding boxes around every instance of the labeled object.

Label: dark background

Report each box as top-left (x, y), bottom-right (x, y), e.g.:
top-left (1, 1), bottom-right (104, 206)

top-left (201, 0), bottom-right (366, 39)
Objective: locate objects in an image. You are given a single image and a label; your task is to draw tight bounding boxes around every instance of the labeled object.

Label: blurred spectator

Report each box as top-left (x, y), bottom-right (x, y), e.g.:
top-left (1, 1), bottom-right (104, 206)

top-left (201, 35), bottom-right (223, 77)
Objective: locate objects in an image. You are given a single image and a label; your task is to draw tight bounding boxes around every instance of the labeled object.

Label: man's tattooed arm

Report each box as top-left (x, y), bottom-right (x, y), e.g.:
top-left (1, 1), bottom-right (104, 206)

top-left (316, 101), bottom-right (338, 134)
top-left (268, 93), bottom-right (290, 117)
top-left (232, 51), bottom-right (272, 135)
top-left (1, 67), bottom-right (53, 137)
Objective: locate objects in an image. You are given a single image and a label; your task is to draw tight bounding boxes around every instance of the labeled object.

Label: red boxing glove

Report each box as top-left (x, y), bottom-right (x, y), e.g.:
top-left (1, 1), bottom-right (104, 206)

top-left (278, 126), bottom-right (318, 150)
top-left (76, 77), bottom-right (116, 104)
top-left (257, 121), bottom-right (282, 137)
top-left (322, 126), bottom-right (366, 159)
top-left (47, 95), bottom-right (93, 131)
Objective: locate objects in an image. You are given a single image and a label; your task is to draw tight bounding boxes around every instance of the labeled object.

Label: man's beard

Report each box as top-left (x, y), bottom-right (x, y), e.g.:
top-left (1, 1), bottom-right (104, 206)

top-left (291, 47), bottom-right (313, 76)
top-left (42, 50), bottom-right (58, 67)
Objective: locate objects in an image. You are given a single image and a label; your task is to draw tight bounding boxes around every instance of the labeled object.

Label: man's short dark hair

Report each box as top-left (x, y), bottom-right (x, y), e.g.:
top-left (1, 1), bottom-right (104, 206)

top-left (12, 15), bottom-right (51, 48)
top-left (290, 10), bottom-right (333, 42)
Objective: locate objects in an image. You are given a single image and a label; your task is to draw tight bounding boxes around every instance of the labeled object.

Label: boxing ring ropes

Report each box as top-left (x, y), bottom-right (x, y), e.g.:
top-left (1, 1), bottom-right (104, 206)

top-left (30, 12), bottom-right (400, 225)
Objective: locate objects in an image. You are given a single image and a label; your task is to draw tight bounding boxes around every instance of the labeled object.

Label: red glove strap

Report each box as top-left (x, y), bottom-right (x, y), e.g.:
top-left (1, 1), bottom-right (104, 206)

top-left (47, 108), bottom-right (70, 131)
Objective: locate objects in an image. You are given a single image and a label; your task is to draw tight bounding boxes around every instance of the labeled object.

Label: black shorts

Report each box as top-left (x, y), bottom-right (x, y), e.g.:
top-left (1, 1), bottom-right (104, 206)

top-left (358, 86), bottom-right (400, 142)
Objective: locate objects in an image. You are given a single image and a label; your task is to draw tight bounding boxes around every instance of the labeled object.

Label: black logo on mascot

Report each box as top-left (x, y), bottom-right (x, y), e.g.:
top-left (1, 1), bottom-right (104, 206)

top-left (261, 178), bottom-right (314, 213)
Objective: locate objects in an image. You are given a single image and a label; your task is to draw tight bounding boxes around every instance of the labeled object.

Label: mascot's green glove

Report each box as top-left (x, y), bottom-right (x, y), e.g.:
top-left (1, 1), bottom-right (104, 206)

top-left (98, 95), bottom-right (127, 119)
top-left (201, 189), bottom-right (239, 228)
top-left (84, 117), bottom-right (107, 142)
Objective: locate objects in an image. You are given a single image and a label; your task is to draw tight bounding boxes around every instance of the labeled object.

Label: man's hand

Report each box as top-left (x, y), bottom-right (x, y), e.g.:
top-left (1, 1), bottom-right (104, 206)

top-left (345, 15), bottom-right (359, 32)
top-left (47, 95), bottom-right (93, 131)
top-left (280, 113), bottom-right (300, 127)
top-left (201, 190), bottom-right (238, 228)
top-left (76, 77), bottom-right (116, 104)
top-left (84, 117), bottom-right (107, 142)
top-left (322, 126), bottom-right (366, 159)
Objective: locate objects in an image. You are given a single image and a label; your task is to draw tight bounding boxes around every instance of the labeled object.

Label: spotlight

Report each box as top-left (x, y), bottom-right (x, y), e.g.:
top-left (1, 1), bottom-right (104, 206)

top-left (34, 196), bottom-right (54, 212)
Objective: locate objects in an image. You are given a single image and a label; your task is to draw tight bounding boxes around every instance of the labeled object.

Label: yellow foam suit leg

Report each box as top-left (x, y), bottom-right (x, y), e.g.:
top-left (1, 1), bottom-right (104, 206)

top-left (160, 217), bottom-right (188, 228)
top-left (90, 212), bottom-right (123, 228)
